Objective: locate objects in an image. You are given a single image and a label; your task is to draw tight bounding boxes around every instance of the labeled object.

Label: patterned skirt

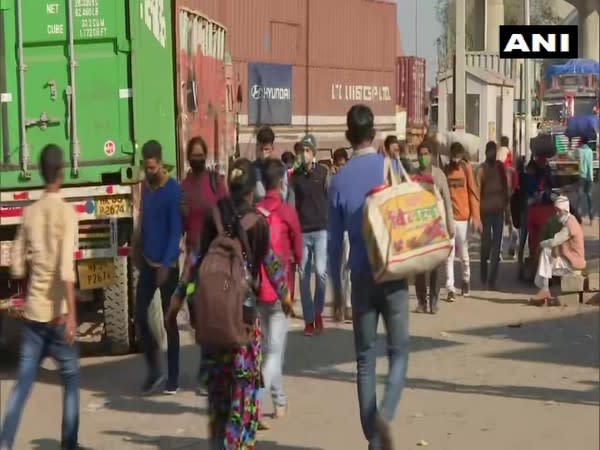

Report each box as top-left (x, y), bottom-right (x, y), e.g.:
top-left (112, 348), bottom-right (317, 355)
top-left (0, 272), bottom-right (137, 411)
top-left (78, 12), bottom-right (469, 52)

top-left (201, 320), bottom-right (263, 450)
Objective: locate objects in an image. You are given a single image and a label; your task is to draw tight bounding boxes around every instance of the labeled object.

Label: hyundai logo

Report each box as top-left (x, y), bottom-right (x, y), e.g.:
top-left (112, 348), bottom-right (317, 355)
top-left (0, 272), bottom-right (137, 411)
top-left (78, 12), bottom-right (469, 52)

top-left (250, 84), bottom-right (291, 101)
top-left (250, 85), bottom-right (264, 100)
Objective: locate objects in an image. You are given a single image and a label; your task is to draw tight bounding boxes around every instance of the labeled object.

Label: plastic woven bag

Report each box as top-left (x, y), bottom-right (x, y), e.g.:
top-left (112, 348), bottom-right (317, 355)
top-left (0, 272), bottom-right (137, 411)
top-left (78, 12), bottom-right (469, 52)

top-left (148, 292), bottom-right (167, 351)
top-left (363, 158), bottom-right (453, 283)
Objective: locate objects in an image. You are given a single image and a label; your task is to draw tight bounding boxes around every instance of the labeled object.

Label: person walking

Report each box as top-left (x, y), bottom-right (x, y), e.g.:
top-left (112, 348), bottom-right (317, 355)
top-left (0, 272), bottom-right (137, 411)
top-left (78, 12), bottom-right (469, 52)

top-left (329, 105), bottom-right (410, 450)
top-left (443, 142), bottom-right (480, 300)
top-left (0, 144), bottom-right (81, 450)
top-left (413, 140), bottom-right (455, 314)
top-left (477, 140), bottom-right (510, 290)
top-left (166, 158), bottom-right (289, 450)
top-left (135, 140), bottom-right (182, 395)
top-left (291, 134), bottom-right (329, 336)
top-left (578, 136), bottom-right (595, 225)
top-left (254, 126), bottom-right (294, 206)
top-left (180, 136), bottom-right (227, 395)
top-left (256, 159), bottom-right (302, 427)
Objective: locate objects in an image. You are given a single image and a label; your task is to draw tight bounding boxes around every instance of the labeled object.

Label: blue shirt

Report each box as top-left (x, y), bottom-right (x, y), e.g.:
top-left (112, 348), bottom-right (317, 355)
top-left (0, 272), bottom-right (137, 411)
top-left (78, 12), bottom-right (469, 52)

top-left (328, 149), bottom-right (398, 293)
top-left (141, 177), bottom-right (182, 267)
top-left (579, 144), bottom-right (594, 181)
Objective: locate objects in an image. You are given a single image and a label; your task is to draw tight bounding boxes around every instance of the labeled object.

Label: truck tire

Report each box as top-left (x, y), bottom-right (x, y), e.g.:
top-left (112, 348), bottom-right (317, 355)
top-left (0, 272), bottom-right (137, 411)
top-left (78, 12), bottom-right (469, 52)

top-left (128, 261), bottom-right (141, 352)
top-left (103, 257), bottom-right (133, 355)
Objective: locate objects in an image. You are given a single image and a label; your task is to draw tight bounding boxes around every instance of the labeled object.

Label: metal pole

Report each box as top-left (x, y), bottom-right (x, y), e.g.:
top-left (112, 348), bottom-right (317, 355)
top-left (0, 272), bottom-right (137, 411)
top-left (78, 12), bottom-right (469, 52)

top-left (523, 0), bottom-right (531, 160)
top-left (454, 0), bottom-right (466, 132)
top-left (16, 0), bottom-right (30, 178)
top-left (415, 0), bottom-right (418, 55)
top-left (67, 0), bottom-right (81, 176)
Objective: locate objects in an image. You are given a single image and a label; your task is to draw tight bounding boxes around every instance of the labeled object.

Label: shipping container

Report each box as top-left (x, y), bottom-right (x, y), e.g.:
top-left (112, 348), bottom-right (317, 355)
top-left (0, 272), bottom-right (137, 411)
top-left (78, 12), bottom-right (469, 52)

top-left (0, 1), bottom-right (177, 189)
top-left (181, 0), bottom-right (399, 157)
top-left (396, 56), bottom-right (427, 131)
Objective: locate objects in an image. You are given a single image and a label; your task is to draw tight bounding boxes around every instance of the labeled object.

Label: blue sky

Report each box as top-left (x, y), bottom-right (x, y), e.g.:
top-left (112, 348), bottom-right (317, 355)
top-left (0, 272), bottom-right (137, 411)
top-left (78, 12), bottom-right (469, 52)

top-left (397, 0), bottom-right (442, 88)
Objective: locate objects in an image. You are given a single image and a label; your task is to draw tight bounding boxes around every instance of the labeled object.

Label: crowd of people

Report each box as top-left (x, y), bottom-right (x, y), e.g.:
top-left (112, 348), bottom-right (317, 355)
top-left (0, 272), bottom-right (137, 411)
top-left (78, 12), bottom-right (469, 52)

top-left (0, 102), bottom-right (594, 450)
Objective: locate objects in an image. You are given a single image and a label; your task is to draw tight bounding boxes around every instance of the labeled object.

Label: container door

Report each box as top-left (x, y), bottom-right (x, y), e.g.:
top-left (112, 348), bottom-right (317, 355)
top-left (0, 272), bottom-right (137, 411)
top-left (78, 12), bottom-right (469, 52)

top-left (129, 0), bottom-right (177, 168)
top-left (1, 0), bottom-right (133, 187)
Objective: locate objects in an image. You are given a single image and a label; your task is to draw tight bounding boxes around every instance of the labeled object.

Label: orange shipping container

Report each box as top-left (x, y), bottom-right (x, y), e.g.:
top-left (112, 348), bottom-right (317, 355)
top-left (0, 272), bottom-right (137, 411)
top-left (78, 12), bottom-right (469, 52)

top-left (396, 56), bottom-right (427, 131)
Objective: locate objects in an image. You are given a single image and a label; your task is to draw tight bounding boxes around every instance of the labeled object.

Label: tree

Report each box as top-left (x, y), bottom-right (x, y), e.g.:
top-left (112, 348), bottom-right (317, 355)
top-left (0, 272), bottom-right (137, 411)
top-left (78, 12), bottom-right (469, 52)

top-left (436, 0), bottom-right (564, 60)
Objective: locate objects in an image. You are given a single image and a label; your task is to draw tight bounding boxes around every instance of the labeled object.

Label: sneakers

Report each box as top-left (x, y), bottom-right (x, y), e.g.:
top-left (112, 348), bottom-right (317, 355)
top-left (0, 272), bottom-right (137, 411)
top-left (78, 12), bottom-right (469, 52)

top-left (163, 387), bottom-right (179, 396)
top-left (304, 323), bottom-right (314, 336)
top-left (446, 291), bottom-right (456, 303)
top-left (141, 374), bottom-right (165, 395)
top-left (315, 314), bottom-right (324, 334)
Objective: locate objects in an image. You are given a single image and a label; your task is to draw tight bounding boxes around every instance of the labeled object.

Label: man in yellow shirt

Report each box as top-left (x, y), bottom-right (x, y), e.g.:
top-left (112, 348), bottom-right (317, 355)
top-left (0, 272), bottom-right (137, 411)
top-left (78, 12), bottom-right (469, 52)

top-left (0, 144), bottom-right (80, 450)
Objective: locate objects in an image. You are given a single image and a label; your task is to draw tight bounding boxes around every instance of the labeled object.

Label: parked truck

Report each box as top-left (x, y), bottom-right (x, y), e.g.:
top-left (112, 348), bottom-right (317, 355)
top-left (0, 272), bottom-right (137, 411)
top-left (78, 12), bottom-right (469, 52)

top-left (0, 1), bottom-right (233, 354)
top-left (534, 59), bottom-right (599, 179)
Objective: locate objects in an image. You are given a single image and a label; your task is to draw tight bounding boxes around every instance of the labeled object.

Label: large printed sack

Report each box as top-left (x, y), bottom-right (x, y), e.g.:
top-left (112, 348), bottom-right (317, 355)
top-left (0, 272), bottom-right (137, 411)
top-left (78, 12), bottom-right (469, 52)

top-left (363, 159), bottom-right (453, 283)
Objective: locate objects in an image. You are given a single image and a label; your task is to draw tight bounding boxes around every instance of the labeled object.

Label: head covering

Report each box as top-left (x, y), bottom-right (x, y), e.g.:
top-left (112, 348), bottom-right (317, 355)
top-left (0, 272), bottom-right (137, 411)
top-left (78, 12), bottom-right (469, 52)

top-left (300, 134), bottom-right (317, 154)
top-left (554, 195), bottom-right (570, 213)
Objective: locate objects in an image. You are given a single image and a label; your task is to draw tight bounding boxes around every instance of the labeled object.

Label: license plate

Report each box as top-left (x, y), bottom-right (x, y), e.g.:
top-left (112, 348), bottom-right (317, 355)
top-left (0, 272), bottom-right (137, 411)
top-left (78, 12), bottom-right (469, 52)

top-left (77, 259), bottom-right (115, 290)
top-left (96, 196), bottom-right (128, 217)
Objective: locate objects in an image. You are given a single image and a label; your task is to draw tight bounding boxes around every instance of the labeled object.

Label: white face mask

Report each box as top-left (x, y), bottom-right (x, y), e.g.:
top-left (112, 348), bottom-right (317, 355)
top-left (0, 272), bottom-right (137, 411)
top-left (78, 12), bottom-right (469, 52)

top-left (559, 213), bottom-right (569, 224)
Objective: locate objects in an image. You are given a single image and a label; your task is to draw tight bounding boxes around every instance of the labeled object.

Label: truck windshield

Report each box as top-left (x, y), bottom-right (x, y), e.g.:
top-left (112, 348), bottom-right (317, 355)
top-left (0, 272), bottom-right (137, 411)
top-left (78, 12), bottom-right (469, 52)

top-left (573, 98), bottom-right (598, 117)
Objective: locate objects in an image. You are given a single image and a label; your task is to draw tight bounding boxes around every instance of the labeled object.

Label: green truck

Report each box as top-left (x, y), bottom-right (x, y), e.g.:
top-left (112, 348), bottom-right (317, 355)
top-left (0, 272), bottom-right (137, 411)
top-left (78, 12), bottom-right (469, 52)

top-left (0, 1), bottom-right (178, 354)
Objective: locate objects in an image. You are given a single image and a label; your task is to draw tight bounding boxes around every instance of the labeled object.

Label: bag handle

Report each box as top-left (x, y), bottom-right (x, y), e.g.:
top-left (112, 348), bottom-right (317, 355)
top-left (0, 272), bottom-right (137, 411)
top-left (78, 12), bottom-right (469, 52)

top-left (383, 157), bottom-right (412, 186)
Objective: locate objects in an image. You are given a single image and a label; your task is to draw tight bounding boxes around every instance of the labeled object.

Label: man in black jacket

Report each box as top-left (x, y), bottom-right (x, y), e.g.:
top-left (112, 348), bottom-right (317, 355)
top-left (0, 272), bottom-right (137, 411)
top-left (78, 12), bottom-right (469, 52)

top-left (291, 134), bottom-right (329, 336)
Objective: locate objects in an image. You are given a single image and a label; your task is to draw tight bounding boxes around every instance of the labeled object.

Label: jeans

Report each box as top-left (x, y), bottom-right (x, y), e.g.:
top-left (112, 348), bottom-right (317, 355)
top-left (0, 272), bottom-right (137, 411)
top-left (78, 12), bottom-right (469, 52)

top-left (415, 267), bottom-right (440, 304)
top-left (299, 230), bottom-right (327, 324)
top-left (0, 321), bottom-right (80, 450)
top-left (481, 212), bottom-right (504, 286)
top-left (135, 261), bottom-right (180, 389)
top-left (351, 274), bottom-right (409, 450)
top-left (445, 220), bottom-right (470, 292)
top-left (258, 300), bottom-right (288, 409)
top-left (581, 178), bottom-right (594, 221)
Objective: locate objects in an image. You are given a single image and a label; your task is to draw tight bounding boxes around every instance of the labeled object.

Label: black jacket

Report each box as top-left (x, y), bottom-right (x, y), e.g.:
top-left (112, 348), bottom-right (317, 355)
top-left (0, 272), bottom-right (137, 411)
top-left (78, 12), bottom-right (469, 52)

top-left (291, 163), bottom-right (329, 232)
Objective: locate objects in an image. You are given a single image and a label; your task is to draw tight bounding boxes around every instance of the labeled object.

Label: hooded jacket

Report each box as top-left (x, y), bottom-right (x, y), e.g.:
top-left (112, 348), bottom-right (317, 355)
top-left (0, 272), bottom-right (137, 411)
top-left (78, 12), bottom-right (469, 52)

top-left (256, 189), bottom-right (303, 269)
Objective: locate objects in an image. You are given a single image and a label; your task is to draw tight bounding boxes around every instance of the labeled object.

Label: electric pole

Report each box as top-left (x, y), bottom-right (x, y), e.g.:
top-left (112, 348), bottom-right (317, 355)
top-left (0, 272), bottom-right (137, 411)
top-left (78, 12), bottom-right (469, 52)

top-left (523, 0), bottom-right (531, 159)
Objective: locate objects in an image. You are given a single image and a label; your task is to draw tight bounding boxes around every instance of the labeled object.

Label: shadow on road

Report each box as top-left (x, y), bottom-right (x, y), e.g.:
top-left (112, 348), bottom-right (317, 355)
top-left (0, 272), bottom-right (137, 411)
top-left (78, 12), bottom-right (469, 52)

top-left (102, 430), bottom-right (324, 449)
top-left (455, 309), bottom-right (599, 369)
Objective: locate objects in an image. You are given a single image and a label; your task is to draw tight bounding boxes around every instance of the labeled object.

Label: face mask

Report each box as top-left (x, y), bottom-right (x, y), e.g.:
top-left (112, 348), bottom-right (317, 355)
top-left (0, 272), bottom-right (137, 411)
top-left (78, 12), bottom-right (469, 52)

top-left (189, 159), bottom-right (206, 173)
top-left (418, 154), bottom-right (432, 169)
top-left (559, 213), bottom-right (569, 224)
top-left (146, 171), bottom-right (159, 185)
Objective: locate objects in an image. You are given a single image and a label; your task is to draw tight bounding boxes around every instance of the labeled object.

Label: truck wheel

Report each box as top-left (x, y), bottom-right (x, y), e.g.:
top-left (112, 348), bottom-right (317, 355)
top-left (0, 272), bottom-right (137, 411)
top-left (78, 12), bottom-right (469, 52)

top-left (103, 257), bottom-right (133, 355)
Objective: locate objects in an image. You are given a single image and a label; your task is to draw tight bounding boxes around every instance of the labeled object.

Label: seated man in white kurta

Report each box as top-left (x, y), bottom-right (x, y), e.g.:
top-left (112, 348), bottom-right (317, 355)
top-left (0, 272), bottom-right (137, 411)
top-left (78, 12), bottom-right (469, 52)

top-left (531, 195), bottom-right (586, 303)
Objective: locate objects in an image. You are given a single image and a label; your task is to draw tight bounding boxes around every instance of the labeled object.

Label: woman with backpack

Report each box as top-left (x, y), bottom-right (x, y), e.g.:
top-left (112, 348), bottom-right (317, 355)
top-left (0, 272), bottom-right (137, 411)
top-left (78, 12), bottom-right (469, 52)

top-left (167, 158), bottom-right (289, 450)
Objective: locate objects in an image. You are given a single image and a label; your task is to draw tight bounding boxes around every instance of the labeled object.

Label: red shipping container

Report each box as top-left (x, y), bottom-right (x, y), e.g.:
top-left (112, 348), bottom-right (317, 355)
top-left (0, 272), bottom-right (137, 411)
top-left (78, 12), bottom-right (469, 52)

top-left (396, 56), bottom-right (426, 131)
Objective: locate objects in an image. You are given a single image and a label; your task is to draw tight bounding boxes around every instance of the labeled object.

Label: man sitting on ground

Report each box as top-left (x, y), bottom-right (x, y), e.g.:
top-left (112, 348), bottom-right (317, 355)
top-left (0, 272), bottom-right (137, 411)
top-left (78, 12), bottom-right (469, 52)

top-left (531, 195), bottom-right (586, 304)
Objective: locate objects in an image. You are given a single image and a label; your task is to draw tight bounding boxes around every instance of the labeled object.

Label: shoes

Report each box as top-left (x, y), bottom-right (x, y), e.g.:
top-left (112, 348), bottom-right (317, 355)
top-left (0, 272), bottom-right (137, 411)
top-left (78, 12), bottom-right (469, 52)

top-left (304, 323), bottom-right (314, 336)
top-left (415, 302), bottom-right (427, 314)
top-left (461, 281), bottom-right (470, 297)
top-left (446, 291), bottom-right (456, 303)
top-left (141, 374), bottom-right (165, 395)
top-left (163, 387), bottom-right (179, 396)
top-left (315, 314), bottom-right (324, 334)
top-left (429, 295), bottom-right (439, 314)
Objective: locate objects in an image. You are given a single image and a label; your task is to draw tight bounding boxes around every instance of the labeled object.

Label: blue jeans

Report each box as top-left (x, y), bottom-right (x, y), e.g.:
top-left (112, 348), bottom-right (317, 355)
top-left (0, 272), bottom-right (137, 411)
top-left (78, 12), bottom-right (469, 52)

top-left (481, 212), bottom-right (504, 285)
top-left (258, 300), bottom-right (288, 409)
top-left (135, 261), bottom-right (180, 389)
top-left (299, 230), bottom-right (327, 324)
top-left (581, 178), bottom-right (594, 221)
top-left (0, 321), bottom-right (80, 450)
top-left (351, 274), bottom-right (409, 450)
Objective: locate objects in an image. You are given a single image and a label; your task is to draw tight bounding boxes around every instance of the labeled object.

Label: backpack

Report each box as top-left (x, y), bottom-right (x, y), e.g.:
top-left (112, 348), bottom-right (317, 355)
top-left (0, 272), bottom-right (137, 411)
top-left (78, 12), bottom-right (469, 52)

top-left (256, 205), bottom-right (287, 302)
top-left (193, 204), bottom-right (259, 349)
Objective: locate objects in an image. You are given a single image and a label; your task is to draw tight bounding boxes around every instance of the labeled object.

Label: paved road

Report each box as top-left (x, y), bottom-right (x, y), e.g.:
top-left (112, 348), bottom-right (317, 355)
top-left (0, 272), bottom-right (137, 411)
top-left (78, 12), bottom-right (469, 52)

top-left (1, 229), bottom-right (598, 450)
